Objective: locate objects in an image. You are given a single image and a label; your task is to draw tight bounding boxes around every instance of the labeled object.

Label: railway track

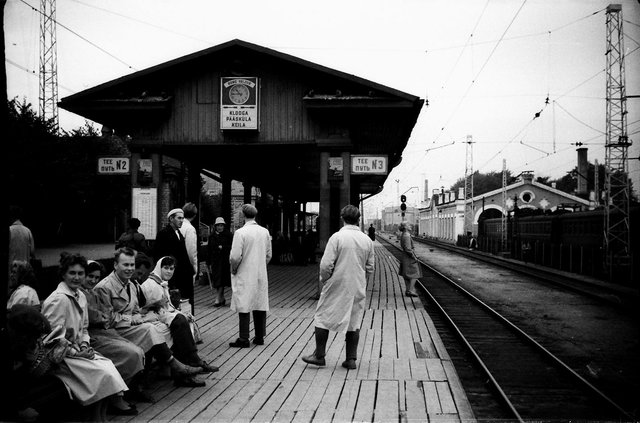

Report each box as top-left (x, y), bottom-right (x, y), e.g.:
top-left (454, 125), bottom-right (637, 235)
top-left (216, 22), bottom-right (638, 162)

top-left (410, 235), bottom-right (639, 310)
top-left (379, 236), bottom-right (634, 421)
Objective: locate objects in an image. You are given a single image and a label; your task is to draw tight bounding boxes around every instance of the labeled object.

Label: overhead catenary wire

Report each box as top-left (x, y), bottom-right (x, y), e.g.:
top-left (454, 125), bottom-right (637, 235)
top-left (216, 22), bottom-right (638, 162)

top-left (17, 0), bottom-right (137, 71)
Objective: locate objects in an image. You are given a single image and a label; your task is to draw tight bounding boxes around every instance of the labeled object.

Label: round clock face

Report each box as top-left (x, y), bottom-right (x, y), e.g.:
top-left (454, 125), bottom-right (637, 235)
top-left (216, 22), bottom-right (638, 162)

top-left (229, 84), bottom-right (250, 105)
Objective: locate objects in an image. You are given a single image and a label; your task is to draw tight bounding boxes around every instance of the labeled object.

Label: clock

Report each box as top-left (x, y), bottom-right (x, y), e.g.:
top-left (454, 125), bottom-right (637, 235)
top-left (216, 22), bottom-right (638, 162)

top-left (229, 84), bottom-right (250, 105)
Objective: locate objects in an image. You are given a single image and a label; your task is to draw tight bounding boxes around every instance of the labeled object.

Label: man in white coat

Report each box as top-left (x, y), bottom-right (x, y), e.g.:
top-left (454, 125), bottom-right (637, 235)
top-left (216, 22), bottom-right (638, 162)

top-left (302, 205), bottom-right (375, 369)
top-left (229, 204), bottom-right (272, 348)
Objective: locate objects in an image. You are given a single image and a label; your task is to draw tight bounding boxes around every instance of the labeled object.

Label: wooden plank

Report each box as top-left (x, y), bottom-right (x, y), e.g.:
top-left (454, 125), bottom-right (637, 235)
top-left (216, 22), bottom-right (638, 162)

top-left (423, 309), bottom-right (452, 361)
top-left (409, 358), bottom-right (429, 381)
top-left (192, 379), bottom-right (250, 421)
top-left (393, 359), bottom-right (412, 381)
top-left (375, 380), bottom-right (399, 422)
top-left (423, 381), bottom-right (442, 414)
top-left (414, 309), bottom-right (438, 358)
top-left (352, 379), bottom-right (376, 422)
top-left (332, 379), bottom-right (359, 422)
top-left (381, 309), bottom-right (397, 359)
top-left (395, 309), bottom-right (415, 359)
top-left (213, 378), bottom-right (265, 421)
top-left (378, 356), bottom-right (394, 380)
top-left (231, 379), bottom-right (282, 422)
top-left (404, 380), bottom-right (428, 422)
top-left (443, 360), bottom-right (476, 421)
top-left (436, 381), bottom-right (457, 414)
top-left (311, 376), bottom-right (345, 422)
top-left (253, 380), bottom-right (299, 423)
top-left (426, 358), bottom-right (447, 381)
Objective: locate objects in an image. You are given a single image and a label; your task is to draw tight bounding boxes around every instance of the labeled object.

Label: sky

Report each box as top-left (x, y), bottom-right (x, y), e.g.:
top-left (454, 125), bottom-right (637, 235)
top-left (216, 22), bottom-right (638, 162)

top-left (5, 0), bottom-right (640, 218)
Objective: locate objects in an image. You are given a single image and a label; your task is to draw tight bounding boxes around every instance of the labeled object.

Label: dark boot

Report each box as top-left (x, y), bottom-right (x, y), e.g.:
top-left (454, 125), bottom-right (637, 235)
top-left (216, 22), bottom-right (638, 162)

top-left (301, 327), bottom-right (329, 366)
top-left (342, 330), bottom-right (359, 369)
top-left (230, 313), bottom-right (251, 347)
top-left (252, 310), bottom-right (266, 345)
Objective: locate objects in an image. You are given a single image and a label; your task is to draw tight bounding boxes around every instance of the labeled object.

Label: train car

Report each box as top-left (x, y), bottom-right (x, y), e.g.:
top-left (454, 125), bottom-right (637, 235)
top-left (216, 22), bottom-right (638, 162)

top-left (479, 206), bottom-right (638, 283)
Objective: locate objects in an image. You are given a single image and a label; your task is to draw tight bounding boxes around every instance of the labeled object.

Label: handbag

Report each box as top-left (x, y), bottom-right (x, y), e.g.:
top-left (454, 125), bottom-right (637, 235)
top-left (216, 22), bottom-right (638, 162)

top-left (29, 325), bottom-right (69, 377)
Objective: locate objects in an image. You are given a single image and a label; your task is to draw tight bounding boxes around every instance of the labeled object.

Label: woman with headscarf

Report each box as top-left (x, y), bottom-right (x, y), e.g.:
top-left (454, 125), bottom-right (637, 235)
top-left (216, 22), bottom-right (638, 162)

top-left (41, 252), bottom-right (132, 421)
top-left (141, 256), bottom-right (218, 375)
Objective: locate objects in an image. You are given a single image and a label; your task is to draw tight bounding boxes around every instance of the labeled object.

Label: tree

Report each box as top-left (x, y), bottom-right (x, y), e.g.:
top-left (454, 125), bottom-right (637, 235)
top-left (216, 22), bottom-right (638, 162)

top-left (8, 98), bottom-right (131, 245)
top-left (449, 170), bottom-right (516, 196)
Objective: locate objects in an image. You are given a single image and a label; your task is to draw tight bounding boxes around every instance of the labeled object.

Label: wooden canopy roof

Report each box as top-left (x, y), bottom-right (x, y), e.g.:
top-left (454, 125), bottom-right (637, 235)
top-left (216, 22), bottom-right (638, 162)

top-left (60, 39), bottom-right (424, 201)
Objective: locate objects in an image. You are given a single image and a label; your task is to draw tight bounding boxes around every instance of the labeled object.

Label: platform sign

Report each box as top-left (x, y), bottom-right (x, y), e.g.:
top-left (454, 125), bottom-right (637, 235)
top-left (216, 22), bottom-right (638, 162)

top-left (351, 155), bottom-right (388, 175)
top-left (132, 187), bottom-right (157, 240)
top-left (98, 157), bottom-right (130, 174)
top-left (220, 77), bottom-right (259, 130)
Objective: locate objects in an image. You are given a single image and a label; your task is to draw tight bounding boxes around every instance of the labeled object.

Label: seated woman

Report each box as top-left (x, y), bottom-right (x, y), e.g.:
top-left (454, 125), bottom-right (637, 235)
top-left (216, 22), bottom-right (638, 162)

top-left (140, 256), bottom-right (218, 373)
top-left (3, 304), bottom-right (73, 423)
top-left (41, 252), bottom-right (134, 422)
top-left (7, 260), bottom-right (40, 311)
top-left (80, 260), bottom-right (153, 405)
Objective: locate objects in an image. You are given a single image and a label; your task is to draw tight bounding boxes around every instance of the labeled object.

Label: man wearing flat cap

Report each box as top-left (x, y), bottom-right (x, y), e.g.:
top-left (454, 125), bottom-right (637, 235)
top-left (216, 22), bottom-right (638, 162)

top-left (228, 204), bottom-right (272, 348)
top-left (153, 208), bottom-right (195, 314)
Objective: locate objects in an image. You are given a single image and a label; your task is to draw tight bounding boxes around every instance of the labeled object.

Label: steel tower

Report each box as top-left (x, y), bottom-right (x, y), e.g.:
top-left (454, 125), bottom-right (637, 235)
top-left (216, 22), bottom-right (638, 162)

top-left (604, 4), bottom-right (631, 278)
top-left (39, 0), bottom-right (59, 132)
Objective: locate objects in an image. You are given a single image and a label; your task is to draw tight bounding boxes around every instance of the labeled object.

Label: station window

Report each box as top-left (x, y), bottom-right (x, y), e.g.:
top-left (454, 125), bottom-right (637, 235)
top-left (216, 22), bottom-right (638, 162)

top-left (519, 190), bottom-right (535, 204)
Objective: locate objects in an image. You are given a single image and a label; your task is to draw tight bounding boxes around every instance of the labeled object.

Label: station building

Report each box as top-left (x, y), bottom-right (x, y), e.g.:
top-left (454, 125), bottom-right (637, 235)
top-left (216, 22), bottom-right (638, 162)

top-left (418, 172), bottom-right (594, 243)
top-left (59, 39), bottom-right (423, 251)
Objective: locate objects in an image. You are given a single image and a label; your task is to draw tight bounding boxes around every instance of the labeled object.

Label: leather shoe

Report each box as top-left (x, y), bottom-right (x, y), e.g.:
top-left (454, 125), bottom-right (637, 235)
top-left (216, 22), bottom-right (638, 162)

top-left (213, 300), bottom-right (226, 307)
top-left (252, 338), bottom-right (264, 345)
top-left (169, 358), bottom-right (202, 378)
top-left (342, 359), bottom-right (357, 369)
top-left (174, 376), bottom-right (206, 388)
top-left (229, 338), bottom-right (250, 348)
top-left (124, 389), bottom-right (155, 404)
top-left (197, 361), bottom-right (219, 373)
top-left (107, 405), bottom-right (138, 416)
top-left (406, 291), bottom-right (419, 297)
top-left (301, 354), bottom-right (326, 366)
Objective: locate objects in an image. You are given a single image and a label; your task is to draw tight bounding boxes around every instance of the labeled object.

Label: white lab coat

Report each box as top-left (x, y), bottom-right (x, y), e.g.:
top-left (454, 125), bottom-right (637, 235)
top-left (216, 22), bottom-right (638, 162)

top-left (314, 224), bottom-right (375, 332)
top-left (229, 220), bottom-right (272, 313)
top-left (179, 219), bottom-right (199, 275)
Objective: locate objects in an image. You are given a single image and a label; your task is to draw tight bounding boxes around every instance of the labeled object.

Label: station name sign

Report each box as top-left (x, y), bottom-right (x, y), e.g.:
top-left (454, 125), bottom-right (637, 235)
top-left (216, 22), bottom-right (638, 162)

top-left (98, 157), bottom-right (130, 174)
top-left (220, 77), bottom-right (259, 130)
top-left (351, 155), bottom-right (388, 175)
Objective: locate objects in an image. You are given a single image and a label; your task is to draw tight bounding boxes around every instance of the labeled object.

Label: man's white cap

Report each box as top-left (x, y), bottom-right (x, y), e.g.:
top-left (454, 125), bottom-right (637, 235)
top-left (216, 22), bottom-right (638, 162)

top-left (214, 217), bottom-right (226, 225)
top-left (167, 208), bottom-right (184, 219)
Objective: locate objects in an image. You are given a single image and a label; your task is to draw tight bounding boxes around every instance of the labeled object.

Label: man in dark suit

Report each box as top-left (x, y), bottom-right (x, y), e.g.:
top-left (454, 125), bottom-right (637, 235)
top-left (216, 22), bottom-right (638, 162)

top-left (153, 208), bottom-right (195, 314)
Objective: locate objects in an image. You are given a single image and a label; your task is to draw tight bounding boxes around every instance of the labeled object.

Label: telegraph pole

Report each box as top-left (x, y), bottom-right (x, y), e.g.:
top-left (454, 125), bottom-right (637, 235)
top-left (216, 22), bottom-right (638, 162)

top-left (464, 135), bottom-right (475, 235)
top-left (604, 4), bottom-right (631, 280)
top-left (501, 159), bottom-right (507, 252)
top-left (39, 0), bottom-right (59, 132)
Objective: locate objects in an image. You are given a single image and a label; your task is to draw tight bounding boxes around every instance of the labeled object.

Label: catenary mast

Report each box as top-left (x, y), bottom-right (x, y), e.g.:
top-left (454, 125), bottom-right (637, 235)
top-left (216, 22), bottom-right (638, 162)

top-left (604, 4), bottom-right (631, 280)
top-left (39, 0), bottom-right (59, 132)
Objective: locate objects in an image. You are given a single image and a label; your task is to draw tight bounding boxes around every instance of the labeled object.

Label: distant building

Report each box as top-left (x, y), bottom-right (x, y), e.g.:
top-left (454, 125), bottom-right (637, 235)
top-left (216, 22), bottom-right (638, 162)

top-left (381, 206), bottom-right (419, 232)
top-left (418, 173), bottom-right (594, 243)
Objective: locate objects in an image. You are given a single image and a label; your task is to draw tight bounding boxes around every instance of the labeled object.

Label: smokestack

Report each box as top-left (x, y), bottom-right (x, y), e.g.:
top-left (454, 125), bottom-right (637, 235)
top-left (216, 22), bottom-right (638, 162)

top-left (424, 180), bottom-right (429, 201)
top-left (577, 148), bottom-right (588, 196)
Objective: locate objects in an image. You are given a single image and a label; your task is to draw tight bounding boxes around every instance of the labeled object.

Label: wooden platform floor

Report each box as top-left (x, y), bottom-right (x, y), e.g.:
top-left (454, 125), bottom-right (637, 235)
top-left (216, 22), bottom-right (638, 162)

top-left (114, 242), bottom-right (475, 423)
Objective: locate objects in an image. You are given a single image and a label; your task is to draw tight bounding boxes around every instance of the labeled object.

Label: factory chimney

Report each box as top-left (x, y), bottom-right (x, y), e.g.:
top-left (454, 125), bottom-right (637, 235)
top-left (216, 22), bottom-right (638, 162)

top-left (576, 148), bottom-right (588, 196)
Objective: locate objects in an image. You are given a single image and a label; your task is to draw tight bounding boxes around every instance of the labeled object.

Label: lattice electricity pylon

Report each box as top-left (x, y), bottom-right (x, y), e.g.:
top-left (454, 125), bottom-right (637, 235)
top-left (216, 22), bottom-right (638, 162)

top-left (604, 4), bottom-right (631, 276)
top-left (501, 159), bottom-right (507, 252)
top-left (464, 135), bottom-right (475, 235)
top-left (39, 0), bottom-right (59, 132)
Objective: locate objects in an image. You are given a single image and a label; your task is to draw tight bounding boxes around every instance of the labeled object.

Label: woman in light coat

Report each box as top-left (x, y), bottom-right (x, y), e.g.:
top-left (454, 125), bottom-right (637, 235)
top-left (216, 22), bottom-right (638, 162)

top-left (41, 253), bottom-right (131, 421)
top-left (228, 204), bottom-right (272, 348)
top-left (399, 222), bottom-right (421, 297)
top-left (302, 205), bottom-right (375, 370)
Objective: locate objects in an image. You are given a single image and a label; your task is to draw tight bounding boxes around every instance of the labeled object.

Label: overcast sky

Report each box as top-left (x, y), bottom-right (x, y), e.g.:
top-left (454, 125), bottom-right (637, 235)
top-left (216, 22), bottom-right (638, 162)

top-left (5, 0), bottom-right (640, 213)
